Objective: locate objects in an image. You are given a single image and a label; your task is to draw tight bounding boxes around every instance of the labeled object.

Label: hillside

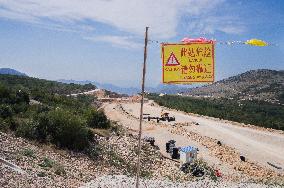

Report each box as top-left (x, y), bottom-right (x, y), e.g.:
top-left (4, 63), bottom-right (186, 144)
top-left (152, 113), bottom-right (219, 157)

top-left (0, 74), bottom-right (106, 151)
top-left (0, 74), bottom-right (96, 96)
top-left (2, 75), bottom-right (284, 187)
top-left (0, 75), bottom-right (204, 187)
top-left (186, 69), bottom-right (284, 104)
top-left (0, 68), bottom-right (27, 76)
top-left (148, 94), bottom-right (284, 131)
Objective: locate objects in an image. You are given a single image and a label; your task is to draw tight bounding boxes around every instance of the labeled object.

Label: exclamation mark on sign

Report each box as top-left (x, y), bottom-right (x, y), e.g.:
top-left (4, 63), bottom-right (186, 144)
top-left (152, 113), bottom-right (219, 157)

top-left (165, 52), bottom-right (180, 66)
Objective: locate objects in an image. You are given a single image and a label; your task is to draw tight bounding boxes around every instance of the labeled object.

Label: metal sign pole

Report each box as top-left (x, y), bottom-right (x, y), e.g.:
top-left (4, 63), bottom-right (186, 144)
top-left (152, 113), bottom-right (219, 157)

top-left (135, 26), bottom-right (149, 188)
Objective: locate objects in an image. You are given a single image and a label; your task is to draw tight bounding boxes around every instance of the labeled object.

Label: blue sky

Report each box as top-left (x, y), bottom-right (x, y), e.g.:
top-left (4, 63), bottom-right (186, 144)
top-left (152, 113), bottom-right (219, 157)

top-left (0, 0), bottom-right (283, 87)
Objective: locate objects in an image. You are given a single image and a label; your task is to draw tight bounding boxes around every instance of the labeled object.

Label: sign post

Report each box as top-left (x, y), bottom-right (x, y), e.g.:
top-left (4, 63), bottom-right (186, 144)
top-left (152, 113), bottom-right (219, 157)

top-left (135, 26), bottom-right (149, 188)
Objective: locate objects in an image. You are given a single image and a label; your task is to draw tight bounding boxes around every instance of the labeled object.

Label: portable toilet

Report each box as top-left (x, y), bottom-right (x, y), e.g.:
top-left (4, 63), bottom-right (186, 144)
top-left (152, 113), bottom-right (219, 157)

top-left (168, 140), bottom-right (176, 154)
top-left (172, 147), bottom-right (180, 159)
top-left (180, 146), bottom-right (197, 163)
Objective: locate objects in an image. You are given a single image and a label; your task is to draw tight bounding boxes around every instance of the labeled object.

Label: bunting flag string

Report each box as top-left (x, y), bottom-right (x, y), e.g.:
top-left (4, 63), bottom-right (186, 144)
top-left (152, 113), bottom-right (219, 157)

top-left (148, 38), bottom-right (276, 46)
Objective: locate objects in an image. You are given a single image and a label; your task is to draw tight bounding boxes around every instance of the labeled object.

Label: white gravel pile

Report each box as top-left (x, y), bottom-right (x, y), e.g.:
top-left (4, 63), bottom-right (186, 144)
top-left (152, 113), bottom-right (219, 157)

top-left (80, 175), bottom-right (281, 188)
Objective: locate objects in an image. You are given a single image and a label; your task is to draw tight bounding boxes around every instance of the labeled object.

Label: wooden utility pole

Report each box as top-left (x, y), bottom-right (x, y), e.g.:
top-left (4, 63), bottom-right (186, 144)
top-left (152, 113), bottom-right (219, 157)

top-left (135, 26), bottom-right (149, 188)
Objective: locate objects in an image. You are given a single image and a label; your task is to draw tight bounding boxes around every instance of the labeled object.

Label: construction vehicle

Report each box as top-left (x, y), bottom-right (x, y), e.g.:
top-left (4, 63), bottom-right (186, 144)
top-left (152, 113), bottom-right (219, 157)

top-left (159, 112), bottom-right (175, 122)
top-left (143, 111), bottom-right (175, 123)
top-left (143, 113), bottom-right (157, 121)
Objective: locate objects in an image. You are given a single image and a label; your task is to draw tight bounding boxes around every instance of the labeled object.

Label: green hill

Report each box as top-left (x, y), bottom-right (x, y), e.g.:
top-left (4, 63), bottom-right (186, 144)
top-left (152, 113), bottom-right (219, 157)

top-left (0, 75), bottom-right (109, 151)
top-left (0, 74), bottom-right (96, 95)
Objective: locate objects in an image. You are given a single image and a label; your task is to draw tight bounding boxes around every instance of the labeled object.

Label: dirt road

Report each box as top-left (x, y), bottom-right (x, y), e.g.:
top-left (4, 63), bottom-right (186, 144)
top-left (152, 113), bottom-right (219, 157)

top-left (103, 101), bottom-right (284, 179)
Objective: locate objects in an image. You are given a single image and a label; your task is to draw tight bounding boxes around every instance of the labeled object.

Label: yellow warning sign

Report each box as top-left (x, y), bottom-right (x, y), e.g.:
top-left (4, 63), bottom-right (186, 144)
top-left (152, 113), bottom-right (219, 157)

top-left (162, 42), bottom-right (215, 84)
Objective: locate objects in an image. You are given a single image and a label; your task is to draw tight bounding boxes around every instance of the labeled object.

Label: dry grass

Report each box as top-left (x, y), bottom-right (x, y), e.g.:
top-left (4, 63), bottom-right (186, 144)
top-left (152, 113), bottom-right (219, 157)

top-left (91, 128), bottom-right (112, 137)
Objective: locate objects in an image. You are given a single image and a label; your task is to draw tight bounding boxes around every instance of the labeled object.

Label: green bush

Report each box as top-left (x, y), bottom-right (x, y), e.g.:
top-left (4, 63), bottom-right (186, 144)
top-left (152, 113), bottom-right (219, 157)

top-left (0, 84), bottom-right (11, 103)
top-left (15, 89), bottom-right (30, 104)
top-left (21, 148), bottom-right (36, 158)
top-left (0, 104), bottom-right (13, 118)
top-left (37, 109), bottom-right (92, 150)
top-left (12, 102), bottom-right (29, 114)
top-left (15, 120), bottom-right (36, 139)
top-left (86, 109), bottom-right (110, 129)
top-left (39, 157), bottom-right (54, 168)
top-left (0, 118), bottom-right (9, 132)
top-left (35, 113), bottom-right (50, 141)
top-left (7, 117), bottom-right (20, 131)
top-left (86, 144), bottom-right (102, 160)
top-left (0, 117), bottom-right (19, 132)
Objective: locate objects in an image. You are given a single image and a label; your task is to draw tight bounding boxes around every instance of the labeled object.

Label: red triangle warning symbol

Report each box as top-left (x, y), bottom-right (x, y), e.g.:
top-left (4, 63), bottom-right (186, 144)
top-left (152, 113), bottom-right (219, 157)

top-left (165, 52), bottom-right (180, 66)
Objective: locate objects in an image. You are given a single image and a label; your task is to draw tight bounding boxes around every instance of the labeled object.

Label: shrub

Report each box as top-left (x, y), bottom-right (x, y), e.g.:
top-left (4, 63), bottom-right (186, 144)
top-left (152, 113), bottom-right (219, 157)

top-left (54, 164), bottom-right (66, 176)
top-left (0, 118), bottom-right (9, 132)
top-left (15, 89), bottom-right (30, 104)
top-left (7, 117), bottom-right (20, 131)
top-left (86, 143), bottom-right (102, 160)
top-left (21, 148), bottom-right (36, 158)
top-left (12, 102), bottom-right (29, 114)
top-left (0, 84), bottom-right (12, 104)
top-left (39, 157), bottom-right (54, 168)
top-left (35, 113), bottom-right (50, 141)
top-left (37, 109), bottom-right (92, 150)
top-left (15, 120), bottom-right (36, 139)
top-left (0, 117), bottom-right (19, 131)
top-left (0, 104), bottom-right (13, 118)
top-left (86, 109), bottom-right (110, 129)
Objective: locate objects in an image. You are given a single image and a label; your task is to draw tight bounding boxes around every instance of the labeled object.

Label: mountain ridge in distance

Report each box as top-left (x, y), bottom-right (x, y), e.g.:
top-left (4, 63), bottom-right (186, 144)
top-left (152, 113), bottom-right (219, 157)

top-left (0, 68), bottom-right (27, 76)
top-left (57, 79), bottom-right (190, 95)
top-left (3, 68), bottom-right (282, 103)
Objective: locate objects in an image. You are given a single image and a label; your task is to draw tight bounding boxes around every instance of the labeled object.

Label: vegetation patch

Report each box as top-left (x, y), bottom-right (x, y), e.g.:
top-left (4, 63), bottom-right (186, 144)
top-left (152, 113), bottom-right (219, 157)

top-left (91, 128), bottom-right (112, 137)
top-left (54, 164), bottom-right (66, 176)
top-left (86, 109), bottom-right (111, 129)
top-left (39, 157), bottom-right (55, 168)
top-left (148, 94), bottom-right (284, 131)
top-left (0, 75), bottom-right (111, 151)
top-left (21, 148), bottom-right (36, 158)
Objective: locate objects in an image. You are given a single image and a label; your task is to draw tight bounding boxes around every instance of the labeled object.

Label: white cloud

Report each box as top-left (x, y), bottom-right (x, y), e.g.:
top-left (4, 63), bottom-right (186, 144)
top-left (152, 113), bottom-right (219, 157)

top-left (0, 0), bottom-right (243, 39)
top-left (183, 14), bottom-right (246, 35)
top-left (219, 25), bottom-right (245, 35)
top-left (0, 6), bottom-right (38, 23)
top-left (84, 35), bottom-right (142, 49)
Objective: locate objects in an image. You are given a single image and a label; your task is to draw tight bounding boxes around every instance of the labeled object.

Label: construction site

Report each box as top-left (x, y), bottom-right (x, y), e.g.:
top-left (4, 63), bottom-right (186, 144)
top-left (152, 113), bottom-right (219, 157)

top-left (1, 86), bottom-right (284, 187)
top-left (98, 97), bottom-right (284, 186)
top-left (1, 1), bottom-right (284, 187)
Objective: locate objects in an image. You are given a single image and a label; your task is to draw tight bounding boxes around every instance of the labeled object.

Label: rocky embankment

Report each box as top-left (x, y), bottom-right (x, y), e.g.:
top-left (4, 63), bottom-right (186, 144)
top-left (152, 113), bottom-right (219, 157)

top-left (0, 129), bottom-right (208, 187)
top-left (81, 175), bottom-right (283, 188)
top-left (1, 122), bottom-right (283, 188)
top-left (0, 132), bottom-right (105, 187)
